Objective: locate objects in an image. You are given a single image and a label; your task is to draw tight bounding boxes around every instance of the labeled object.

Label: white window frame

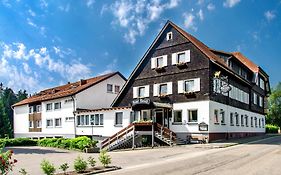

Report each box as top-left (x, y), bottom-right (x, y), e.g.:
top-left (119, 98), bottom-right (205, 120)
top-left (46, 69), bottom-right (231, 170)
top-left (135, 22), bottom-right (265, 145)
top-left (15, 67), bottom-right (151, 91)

top-left (46, 119), bottom-right (53, 128)
top-left (90, 114), bottom-right (104, 126)
top-left (259, 78), bottom-right (265, 90)
top-left (54, 102), bottom-right (61, 110)
top-left (29, 106), bottom-right (33, 114)
top-left (115, 85), bottom-right (120, 93)
top-left (173, 110), bottom-right (182, 124)
top-left (46, 103), bottom-right (52, 111)
top-left (259, 96), bottom-right (263, 107)
top-left (107, 84), bottom-right (113, 93)
top-left (178, 78), bottom-right (200, 94)
top-left (151, 55), bottom-right (168, 69)
top-left (36, 105), bottom-right (41, 113)
top-left (29, 121), bottom-right (33, 128)
top-left (253, 93), bottom-right (257, 105)
top-left (172, 50), bottom-right (191, 65)
top-left (54, 118), bottom-right (62, 127)
top-left (188, 109), bottom-right (198, 123)
top-left (166, 32), bottom-right (173, 41)
top-left (214, 109), bottom-right (219, 124)
top-left (133, 85), bottom-right (150, 98)
top-left (115, 112), bottom-right (123, 126)
top-left (36, 120), bottom-right (42, 128)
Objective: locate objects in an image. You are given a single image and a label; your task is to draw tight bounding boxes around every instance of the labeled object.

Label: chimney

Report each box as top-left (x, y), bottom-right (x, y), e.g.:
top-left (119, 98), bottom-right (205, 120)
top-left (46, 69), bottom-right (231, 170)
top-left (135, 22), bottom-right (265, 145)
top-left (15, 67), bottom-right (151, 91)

top-left (80, 79), bottom-right (87, 86)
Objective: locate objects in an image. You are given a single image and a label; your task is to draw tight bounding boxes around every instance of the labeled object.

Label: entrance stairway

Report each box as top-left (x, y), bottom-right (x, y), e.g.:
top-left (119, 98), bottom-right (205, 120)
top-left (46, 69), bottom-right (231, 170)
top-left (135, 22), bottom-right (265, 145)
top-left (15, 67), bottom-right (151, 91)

top-left (101, 122), bottom-right (186, 151)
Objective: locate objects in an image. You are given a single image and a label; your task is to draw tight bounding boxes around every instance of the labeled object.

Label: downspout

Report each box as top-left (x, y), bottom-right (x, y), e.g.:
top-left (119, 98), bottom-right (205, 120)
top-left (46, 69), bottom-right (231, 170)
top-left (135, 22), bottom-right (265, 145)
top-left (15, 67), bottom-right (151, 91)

top-left (71, 95), bottom-right (77, 138)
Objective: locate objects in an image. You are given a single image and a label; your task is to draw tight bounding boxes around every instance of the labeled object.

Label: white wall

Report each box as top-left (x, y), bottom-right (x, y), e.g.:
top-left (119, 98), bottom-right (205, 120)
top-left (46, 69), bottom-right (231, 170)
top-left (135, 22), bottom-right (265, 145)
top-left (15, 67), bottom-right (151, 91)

top-left (76, 108), bottom-right (131, 137)
top-left (170, 101), bottom-right (210, 133)
top-left (209, 100), bottom-right (265, 133)
top-left (76, 74), bottom-right (126, 109)
top-left (14, 105), bottom-right (29, 134)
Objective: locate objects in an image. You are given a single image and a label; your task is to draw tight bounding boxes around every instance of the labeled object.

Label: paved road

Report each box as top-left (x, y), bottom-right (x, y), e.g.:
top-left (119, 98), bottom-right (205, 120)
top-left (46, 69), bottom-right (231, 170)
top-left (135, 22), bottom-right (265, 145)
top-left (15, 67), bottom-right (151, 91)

top-left (9, 135), bottom-right (281, 175)
top-left (108, 136), bottom-right (281, 175)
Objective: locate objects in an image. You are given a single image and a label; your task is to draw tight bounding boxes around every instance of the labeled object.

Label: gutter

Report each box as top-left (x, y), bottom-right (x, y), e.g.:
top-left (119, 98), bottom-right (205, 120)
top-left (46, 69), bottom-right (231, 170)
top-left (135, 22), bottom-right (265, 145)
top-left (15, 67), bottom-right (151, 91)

top-left (71, 95), bottom-right (77, 138)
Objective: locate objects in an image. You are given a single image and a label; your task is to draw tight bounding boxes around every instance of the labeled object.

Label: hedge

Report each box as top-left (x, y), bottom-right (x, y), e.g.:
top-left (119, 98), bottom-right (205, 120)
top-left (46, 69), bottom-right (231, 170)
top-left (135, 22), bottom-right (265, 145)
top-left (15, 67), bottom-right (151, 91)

top-left (0, 138), bottom-right (38, 147)
top-left (265, 124), bottom-right (279, 133)
top-left (38, 136), bottom-right (97, 151)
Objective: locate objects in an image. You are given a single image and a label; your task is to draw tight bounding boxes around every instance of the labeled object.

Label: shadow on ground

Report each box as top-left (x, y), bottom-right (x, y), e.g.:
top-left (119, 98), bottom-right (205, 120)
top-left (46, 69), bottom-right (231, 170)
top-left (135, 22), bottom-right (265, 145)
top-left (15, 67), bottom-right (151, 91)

top-left (3, 147), bottom-right (69, 155)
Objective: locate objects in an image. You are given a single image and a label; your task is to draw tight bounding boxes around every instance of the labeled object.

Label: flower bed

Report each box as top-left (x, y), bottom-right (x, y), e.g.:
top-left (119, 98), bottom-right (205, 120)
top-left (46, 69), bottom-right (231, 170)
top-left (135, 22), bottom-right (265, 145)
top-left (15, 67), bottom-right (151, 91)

top-left (55, 166), bottom-right (121, 175)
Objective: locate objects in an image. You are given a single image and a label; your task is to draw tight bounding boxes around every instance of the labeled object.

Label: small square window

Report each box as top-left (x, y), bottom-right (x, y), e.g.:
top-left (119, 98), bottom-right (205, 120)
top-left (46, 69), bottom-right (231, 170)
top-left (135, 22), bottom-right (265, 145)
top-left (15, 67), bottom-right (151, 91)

top-left (46, 103), bottom-right (52, 111)
top-left (214, 110), bottom-right (219, 124)
top-left (115, 112), bottom-right (123, 126)
top-left (177, 52), bottom-right (185, 63)
top-left (188, 110), bottom-right (198, 123)
top-left (138, 87), bottom-right (145, 98)
top-left (156, 57), bottom-right (164, 68)
top-left (54, 102), bottom-right (61, 110)
top-left (107, 84), bottom-right (113, 93)
top-left (159, 84), bottom-right (167, 95)
top-left (173, 110), bottom-right (182, 123)
top-left (115, 85), bottom-right (120, 93)
top-left (46, 119), bottom-right (53, 127)
top-left (167, 32), bottom-right (173, 41)
top-left (55, 118), bottom-right (62, 127)
top-left (185, 80), bottom-right (195, 92)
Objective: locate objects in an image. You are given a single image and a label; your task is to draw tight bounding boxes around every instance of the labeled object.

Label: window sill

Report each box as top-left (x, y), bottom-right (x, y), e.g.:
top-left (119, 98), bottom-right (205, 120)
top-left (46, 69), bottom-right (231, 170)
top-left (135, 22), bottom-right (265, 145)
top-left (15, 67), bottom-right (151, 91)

top-left (187, 122), bottom-right (198, 125)
top-left (221, 123), bottom-right (226, 125)
top-left (214, 122), bottom-right (220, 125)
top-left (46, 126), bottom-right (53, 128)
top-left (114, 124), bottom-right (123, 127)
top-left (55, 126), bottom-right (62, 128)
top-left (172, 122), bottom-right (183, 125)
top-left (230, 124), bottom-right (234, 126)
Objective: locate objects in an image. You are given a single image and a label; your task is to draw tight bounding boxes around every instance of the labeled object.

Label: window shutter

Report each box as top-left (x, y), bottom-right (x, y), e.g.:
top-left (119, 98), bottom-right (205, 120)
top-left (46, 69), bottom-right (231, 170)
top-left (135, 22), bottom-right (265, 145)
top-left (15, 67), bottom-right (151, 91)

top-left (163, 55), bottom-right (168, 67)
top-left (144, 85), bottom-right (150, 97)
top-left (185, 50), bottom-right (191, 62)
top-left (133, 87), bottom-right (138, 98)
top-left (172, 53), bottom-right (177, 65)
top-left (151, 57), bottom-right (156, 69)
top-left (194, 78), bottom-right (200, 92)
top-left (153, 84), bottom-right (159, 96)
top-left (178, 80), bottom-right (184, 93)
top-left (167, 82), bottom-right (173, 95)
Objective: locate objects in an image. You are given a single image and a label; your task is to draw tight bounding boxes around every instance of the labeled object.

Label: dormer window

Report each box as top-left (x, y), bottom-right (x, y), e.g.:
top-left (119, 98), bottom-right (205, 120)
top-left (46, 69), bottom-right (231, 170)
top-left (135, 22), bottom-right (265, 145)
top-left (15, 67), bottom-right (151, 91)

top-left (166, 32), bottom-right (173, 41)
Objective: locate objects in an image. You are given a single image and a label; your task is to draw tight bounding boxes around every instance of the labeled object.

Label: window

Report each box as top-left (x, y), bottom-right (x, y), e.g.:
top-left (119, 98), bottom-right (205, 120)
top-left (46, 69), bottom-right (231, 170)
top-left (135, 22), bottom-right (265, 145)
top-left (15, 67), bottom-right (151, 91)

top-left (85, 115), bottom-right (89, 125)
top-left (46, 103), bottom-right (52, 111)
top-left (115, 85), bottom-right (120, 93)
top-left (173, 110), bottom-right (182, 123)
top-left (241, 115), bottom-right (244, 126)
top-left (159, 84), bottom-right (167, 95)
top-left (54, 102), bottom-right (61, 110)
top-left (213, 78), bottom-right (221, 93)
top-left (55, 118), bottom-right (62, 127)
top-left (36, 120), bottom-right (42, 128)
top-left (184, 80), bottom-right (195, 93)
top-left (245, 115), bottom-right (248, 127)
top-left (46, 119), bottom-right (53, 127)
top-left (138, 87), bottom-right (145, 98)
top-left (65, 99), bottom-right (74, 103)
top-left (172, 50), bottom-right (190, 64)
top-left (251, 117), bottom-right (253, 127)
top-left (107, 84), bottom-right (113, 93)
top-left (90, 114), bottom-right (103, 126)
top-left (156, 57), bottom-right (164, 68)
top-left (230, 113), bottom-right (234, 126)
top-left (115, 112), bottom-right (123, 126)
top-left (130, 111), bottom-right (139, 123)
top-left (253, 93), bottom-right (257, 105)
top-left (229, 85), bottom-right (249, 104)
top-left (29, 106), bottom-right (33, 114)
top-left (262, 118), bottom-right (265, 128)
top-left (65, 117), bottom-right (74, 122)
top-left (188, 110), bottom-right (198, 123)
top-left (36, 105), bottom-right (41, 113)
top-left (220, 110), bottom-right (225, 124)
top-left (259, 78), bottom-right (265, 90)
top-left (77, 115), bottom-right (85, 126)
top-left (214, 110), bottom-right (219, 124)
top-left (29, 121), bottom-right (33, 128)
top-left (166, 32), bottom-right (173, 41)
top-left (235, 113), bottom-right (239, 126)
top-left (259, 96), bottom-right (263, 107)
top-left (177, 52), bottom-right (185, 63)
top-left (254, 117), bottom-right (257, 127)
top-left (141, 110), bottom-right (151, 121)
top-left (259, 118), bottom-right (261, 128)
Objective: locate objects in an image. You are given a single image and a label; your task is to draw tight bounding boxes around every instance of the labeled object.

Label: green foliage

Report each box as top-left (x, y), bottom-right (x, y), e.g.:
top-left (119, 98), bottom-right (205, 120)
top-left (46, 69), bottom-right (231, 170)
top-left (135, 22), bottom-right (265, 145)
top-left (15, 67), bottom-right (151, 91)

top-left (59, 163), bottom-right (69, 174)
top-left (74, 156), bottom-right (87, 173)
top-left (0, 138), bottom-right (38, 147)
top-left (19, 168), bottom-right (29, 175)
top-left (266, 124), bottom-right (279, 133)
top-left (267, 82), bottom-right (281, 127)
top-left (99, 150), bottom-right (111, 167)
top-left (0, 150), bottom-right (17, 174)
top-left (40, 159), bottom-right (56, 175)
top-left (37, 137), bottom-right (97, 151)
top-left (88, 156), bottom-right (96, 168)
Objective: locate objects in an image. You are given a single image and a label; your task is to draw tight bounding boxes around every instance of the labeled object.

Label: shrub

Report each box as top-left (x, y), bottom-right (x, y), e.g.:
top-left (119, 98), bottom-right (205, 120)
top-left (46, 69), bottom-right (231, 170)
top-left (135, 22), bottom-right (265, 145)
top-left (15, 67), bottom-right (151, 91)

top-left (40, 159), bottom-right (56, 175)
top-left (0, 138), bottom-right (37, 147)
top-left (59, 163), bottom-right (69, 174)
top-left (266, 124), bottom-right (279, 133)
top-left (99, 150), bottom-right (111, 168)
top-left (88, 156), bottom-right (96, 168)
top-left (0, 150), bottom-right (17, 174)
top-left (74, 156), bottom-right (87, 173)
top-left (19, 168), bottom-right (28, 175)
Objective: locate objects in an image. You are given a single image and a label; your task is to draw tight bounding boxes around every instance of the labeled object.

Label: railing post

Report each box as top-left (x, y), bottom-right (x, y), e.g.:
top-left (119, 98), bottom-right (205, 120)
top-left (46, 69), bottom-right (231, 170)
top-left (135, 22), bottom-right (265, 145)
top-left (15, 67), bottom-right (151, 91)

top-left (132, 125), bottom-right (135, 149)
top-left (109, 138), bottom-right (111, 149)
top-left (170, 132), bottom-right (172, 147)
top-left (116, 133), bottom-right (119, 144)
top-left (152, 123), bottom-right (154, 148)
top-left (161, 126), bottom-right (163, 138)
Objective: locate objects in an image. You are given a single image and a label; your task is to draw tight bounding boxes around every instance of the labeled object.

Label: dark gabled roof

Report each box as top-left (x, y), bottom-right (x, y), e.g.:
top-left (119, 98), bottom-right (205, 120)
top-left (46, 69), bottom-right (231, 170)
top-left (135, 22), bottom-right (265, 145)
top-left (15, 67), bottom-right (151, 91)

top-left (13, 72), bottom-right (126, 107)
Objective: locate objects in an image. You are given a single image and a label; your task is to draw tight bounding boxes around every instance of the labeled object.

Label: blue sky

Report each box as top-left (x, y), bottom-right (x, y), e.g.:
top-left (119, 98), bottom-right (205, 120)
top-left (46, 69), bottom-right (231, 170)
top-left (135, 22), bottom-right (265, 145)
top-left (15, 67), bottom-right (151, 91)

top-left (0, 0), bottom-right (280, 93)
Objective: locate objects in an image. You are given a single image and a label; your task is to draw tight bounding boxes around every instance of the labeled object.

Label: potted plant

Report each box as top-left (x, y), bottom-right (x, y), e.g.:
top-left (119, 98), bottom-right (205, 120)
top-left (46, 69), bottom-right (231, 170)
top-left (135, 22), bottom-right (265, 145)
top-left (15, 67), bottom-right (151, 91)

top-left (176, 62), bottom-right (188, 68)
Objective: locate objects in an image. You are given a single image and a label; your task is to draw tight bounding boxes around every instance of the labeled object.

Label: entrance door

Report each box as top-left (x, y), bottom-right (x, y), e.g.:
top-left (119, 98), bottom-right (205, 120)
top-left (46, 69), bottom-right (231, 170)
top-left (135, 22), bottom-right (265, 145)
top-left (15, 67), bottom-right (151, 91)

top-left (155, 110), bottom-right (164, 125)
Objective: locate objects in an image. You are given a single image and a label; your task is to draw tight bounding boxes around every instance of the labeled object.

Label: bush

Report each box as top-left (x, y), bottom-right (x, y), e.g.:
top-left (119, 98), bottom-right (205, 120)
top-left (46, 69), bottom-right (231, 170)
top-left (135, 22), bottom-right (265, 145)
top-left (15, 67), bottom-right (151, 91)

top-left (88, 156), bottom-right (96, 168)
top-left (74, 156), bottom-right (87, 173)
top-left (19, 168), bottom-right (28, 175)
top-left (40, 159), bottom-right (56, 175)
top-left (38, 137), bottom-right (97, 151)
top-left (59, 163), bottom-right (69, 174)
top-left (266, 124), bottom-right (279, 133)
top-left (99, 150), bottom-right (111, 168)
top-left (0, 138), bottom-right (37, 147)
top-left (0, 150), bottom-right (17, 174)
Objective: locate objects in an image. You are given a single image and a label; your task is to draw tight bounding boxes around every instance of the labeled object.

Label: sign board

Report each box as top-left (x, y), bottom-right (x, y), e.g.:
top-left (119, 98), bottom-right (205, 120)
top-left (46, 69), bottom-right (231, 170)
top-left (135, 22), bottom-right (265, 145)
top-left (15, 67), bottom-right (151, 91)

top-left (220, 84), bottom-right (232, 93)
top-left (132, 98), bottom-right (151, 106)
top-left (199, 122), bottom-right (208, 131)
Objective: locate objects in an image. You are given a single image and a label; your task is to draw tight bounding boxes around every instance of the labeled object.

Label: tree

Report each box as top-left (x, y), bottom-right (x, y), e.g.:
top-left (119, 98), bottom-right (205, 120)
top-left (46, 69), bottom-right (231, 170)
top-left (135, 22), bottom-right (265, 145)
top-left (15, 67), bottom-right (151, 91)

top-left (266, 82), bottom-right (281, 127)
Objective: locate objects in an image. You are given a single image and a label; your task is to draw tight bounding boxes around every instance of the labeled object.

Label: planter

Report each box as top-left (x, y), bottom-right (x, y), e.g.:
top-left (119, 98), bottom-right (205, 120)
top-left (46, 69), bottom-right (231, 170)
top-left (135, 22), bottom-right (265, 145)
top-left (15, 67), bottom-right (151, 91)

top-left (184, 92), bottom-right (196, 98)
top-left (154, 67), bottom-right (165, 72)
top-left (176, 62), bottom-right (188, 69)
top-left (84, 147), bottom-right (100, 153)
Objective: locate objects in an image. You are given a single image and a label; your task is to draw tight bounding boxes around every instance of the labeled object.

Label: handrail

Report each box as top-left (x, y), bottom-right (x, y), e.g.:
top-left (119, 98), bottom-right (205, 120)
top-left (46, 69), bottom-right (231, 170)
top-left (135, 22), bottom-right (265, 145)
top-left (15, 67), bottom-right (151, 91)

top-left (155, 123), bottom-right (177, 140)
top-left (101, 123), bottom-right (134, 148)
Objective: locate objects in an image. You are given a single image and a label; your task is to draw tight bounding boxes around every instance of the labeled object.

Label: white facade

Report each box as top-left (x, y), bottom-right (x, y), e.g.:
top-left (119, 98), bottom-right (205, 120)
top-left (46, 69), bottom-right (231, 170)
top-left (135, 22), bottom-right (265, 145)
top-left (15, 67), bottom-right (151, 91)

top-left (13, 73), bottom-right (126, 138)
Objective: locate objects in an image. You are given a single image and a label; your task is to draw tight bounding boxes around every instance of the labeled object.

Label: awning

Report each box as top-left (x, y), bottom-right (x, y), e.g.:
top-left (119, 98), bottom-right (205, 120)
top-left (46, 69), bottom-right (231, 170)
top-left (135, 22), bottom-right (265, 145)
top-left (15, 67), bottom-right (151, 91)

top-left (153, 102), bottom-right (172, 109)
top-left (131, 98), bottom-right (172, 110)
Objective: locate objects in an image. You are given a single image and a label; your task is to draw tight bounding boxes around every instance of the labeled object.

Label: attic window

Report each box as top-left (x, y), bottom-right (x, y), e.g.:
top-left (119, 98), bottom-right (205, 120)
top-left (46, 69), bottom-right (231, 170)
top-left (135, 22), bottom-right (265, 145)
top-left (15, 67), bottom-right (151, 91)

top-left (166, 32), bottom-right (173, 41)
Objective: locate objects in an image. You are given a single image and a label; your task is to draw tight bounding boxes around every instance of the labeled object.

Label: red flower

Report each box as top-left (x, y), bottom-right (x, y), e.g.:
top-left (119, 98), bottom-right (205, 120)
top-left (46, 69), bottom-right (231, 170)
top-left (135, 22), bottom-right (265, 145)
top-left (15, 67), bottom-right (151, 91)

top-left (14, 159), bottom-right (17, 163)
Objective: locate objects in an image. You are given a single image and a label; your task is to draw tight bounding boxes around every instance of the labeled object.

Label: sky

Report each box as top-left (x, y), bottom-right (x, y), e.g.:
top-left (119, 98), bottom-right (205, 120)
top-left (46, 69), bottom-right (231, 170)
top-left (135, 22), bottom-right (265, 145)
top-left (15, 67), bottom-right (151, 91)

top-left (0, 0), bottom-right (280, 94)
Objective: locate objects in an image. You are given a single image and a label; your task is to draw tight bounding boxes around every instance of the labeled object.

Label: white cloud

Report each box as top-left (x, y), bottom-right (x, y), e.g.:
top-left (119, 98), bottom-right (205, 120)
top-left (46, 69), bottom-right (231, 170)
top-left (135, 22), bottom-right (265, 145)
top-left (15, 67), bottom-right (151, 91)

top-left (107, 0), bottom-right (180, 44)
top-left (59, 3), bottom-right (70, 12)
top-left (28, 9), bottom-right (36, 17)
top-left (99, 58), bottom-right (118, 75)
top-left (197, 9), bottom-right (204, 21)
top-left (197, 0), bottom-right (204, 5)
top-left (86, 0), bottom-right (95, 8)
top-left (223, 0), bottom-right (240, 8)
top-left (40, 0), bottom-right (48, 9)
top-left (183, 13), bottom-right (197, 31)
top-left (207, 3), bottom-right (215, 11)
top-left (27, 18), bottom-right (37, 28)
top-left (23, 62), bottom-right (31, 74)
top-left (264, 10), bottom-right (276, 21)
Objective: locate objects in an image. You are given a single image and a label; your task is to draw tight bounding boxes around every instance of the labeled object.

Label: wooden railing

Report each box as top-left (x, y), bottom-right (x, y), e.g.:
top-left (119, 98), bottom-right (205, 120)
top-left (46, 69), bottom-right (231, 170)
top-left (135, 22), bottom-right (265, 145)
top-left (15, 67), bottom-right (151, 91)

top-left (155, 123), bottom-right (177, 141)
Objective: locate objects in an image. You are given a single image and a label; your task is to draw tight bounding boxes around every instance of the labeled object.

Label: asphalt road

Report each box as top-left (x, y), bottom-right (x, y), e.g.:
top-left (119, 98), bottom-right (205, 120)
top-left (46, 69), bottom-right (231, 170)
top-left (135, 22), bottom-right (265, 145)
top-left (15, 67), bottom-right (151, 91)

top-left (108, 135), bottom-right (281, 175)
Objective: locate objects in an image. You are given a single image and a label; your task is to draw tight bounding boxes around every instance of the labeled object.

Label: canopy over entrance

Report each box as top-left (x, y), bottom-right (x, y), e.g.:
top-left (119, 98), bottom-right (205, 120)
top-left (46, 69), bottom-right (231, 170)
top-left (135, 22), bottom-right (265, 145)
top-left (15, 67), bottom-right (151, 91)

top-left (131, 98), bottom-right (172, 110)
